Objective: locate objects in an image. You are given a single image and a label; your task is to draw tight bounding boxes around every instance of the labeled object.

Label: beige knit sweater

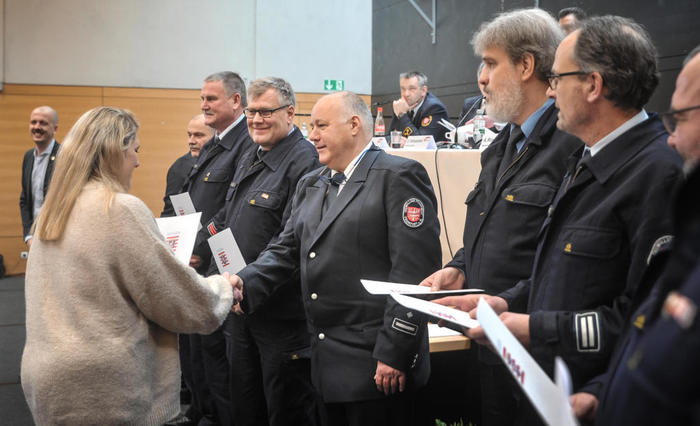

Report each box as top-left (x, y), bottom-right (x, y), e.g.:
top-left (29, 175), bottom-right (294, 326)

top-left (21, 182), bottom-right (233, 426)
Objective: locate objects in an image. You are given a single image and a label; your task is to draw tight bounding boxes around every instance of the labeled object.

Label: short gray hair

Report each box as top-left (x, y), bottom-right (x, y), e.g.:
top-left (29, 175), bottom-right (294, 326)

top-left (204, 71), bottom-right (247, 108)
top-left (248, 77), bottom-right (296, 107)
top-left (338, 91), bottom-right (373, 140)
top-left (472, 8), bottom-right (563, 82)
top-left (400, 71), bottom-right (428, 88)
top-left (574, 16), bottom-right (659, 111)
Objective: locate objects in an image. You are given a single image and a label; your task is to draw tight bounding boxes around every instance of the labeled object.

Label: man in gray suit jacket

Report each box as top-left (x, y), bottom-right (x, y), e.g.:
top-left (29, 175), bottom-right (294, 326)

top-left (233, 91), bottom-right (441, 426)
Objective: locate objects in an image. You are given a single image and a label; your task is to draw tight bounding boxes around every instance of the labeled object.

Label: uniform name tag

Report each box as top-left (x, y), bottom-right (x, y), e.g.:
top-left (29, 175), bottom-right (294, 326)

top-left (392, 318), bottom-right (418, 336)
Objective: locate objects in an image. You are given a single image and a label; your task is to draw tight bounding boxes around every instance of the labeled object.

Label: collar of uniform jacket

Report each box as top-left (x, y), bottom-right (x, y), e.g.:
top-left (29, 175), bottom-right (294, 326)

top-left (254, 126), bottom-right (305, 172)
top-left (573, 113), bottom-right (667, 185)
top-left (214, 117), bottom-right (248, 152)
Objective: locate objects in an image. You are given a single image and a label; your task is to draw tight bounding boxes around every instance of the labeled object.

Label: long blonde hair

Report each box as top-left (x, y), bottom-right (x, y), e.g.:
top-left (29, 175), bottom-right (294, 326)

top-left (33, 107), bottom-right (139, 241)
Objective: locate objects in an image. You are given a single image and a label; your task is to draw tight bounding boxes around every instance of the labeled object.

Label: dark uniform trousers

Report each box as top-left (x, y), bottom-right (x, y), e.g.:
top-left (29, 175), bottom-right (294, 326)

top-left (594, 164), bottom-right (700, 426)
top-left (388, 92), bottom-right (449, 142)
top-left (202, 127), bottom-right (321, 426)
top-left (20, 142), bottom-right (61, 239)
top-left (184, 118), bottom-right (253, 426)
top-left (498, 115), bottom-right (683, 425)
top-left (445, 104), bottom-right (581, 426)
top-left (238, 146), bottom-right (442, 426)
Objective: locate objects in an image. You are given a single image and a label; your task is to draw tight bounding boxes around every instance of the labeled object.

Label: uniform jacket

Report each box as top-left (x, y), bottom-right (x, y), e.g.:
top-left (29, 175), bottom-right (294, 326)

top-left (499, 114), bottom-right (683, 391)
top-left (458, 95), bottom-right (484, 126)
top-left (447, 104), bottom-right (581, 297)
top-left (160, 152), bottom-right (195, 217)
top-left (203, 127), bottom-right (320, 320)
top-left (594, 165), bottom-right (700, 425)
top-left (389, 92), bottom-right (449, 142)
top-left (238, 146), bottom-right (442, 403)
top-left (185, 118), bottom-right (253, 268)
top-left (20, 142), bottom-right (60, 238)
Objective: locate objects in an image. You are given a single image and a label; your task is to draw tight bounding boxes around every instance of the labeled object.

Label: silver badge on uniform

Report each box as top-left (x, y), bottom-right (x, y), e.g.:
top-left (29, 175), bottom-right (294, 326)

top-left (575, 312), bottom-right (601, 352)
top-left (402, 198), bottom-right (425, 228)
top-left (392, 318), bottom-right (418, 336)
top-left (647, 235), bottom-right (673, 265)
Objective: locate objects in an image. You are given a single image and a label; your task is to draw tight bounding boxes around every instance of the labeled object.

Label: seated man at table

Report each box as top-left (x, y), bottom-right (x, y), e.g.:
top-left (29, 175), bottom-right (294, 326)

top-left (389, 71), bottom-right (449, 143)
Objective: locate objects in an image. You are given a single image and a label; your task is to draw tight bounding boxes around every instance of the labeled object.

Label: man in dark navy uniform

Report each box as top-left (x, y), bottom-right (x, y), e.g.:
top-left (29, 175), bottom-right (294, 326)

top-left (572, 47), bottom-right (700, 426)
top-left (201, 77), bottom-right (320, 426)
top-left (161, 114), bottom-right (213, 217)
top-left (421, 9), bottom-right (580, 425)
top-left (436, 16), bottom-right (683, 425)
top-left (184, 71), bottom-right (253, 426)
top-left (233, 91), bottom-right (441, 426)
top-left (389, 71), bottom-right (449, 142)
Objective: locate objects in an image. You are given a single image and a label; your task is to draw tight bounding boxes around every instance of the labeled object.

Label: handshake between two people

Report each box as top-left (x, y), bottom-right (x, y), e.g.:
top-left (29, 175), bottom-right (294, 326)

top-left (220, 272), bottom-right (245, 313)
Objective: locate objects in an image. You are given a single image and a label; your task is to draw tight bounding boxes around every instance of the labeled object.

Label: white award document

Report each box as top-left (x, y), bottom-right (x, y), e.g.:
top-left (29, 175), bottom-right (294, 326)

top-left (476, 298), bottom-right (578, 426)
top-left (207, 228), bottom-right (246, 275)
top-left (170, 192), bottom-right (202, 230)
top-left (170, 192), bottom-right (196, 216)
top-left (390, 293), bottom-right (480, 329)
top-left (361, 279), bottom-right (483, 296)
top-left (155, 212), bottom-right (201, 266)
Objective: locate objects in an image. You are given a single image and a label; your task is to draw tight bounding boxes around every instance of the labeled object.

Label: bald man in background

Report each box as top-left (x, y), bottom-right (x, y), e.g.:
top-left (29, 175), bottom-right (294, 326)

top-left (161, 114), bottom-right (213, 217)
top-left (20, 106), bottom-right (61, 248)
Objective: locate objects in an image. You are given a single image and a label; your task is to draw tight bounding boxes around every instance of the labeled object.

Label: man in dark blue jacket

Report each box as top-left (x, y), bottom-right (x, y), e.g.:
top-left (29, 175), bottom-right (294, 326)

top-left (183, 71), bottom-right (253, 426)
top-left (574, 47), bottom-right (700, 426)
top-left (233, 91), bottom-right (441, 426)
top-left (202, 77), bottom-right (320, 426)
top-left (389, 71), bottom-right (449, 142)
top-left (437, 16), bottom-right (683, 425)
top-left (421, 9), bottom-right (580, 425)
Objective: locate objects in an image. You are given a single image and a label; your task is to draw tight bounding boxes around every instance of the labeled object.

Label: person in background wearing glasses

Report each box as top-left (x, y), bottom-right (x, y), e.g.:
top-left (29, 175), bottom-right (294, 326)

top-left (199, 77), bottom-right (320, 426)
top-left (231, 91), bottom-right (441, 426)
top-left (420, 8), bottom-right (580, 426)
top-left (433, 16), bottom-right (682, 425)
top-left (180, 71), bottom-right (254, 426)
top-left (570, 46), bottom-right (700, 426)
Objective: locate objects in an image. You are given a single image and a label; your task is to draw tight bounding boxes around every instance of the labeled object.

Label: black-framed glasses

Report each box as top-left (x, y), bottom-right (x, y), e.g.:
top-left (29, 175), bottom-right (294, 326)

top-left (243, 104), bottom-right (290, 119)
top-left (546, 71), bottom-right (590, 90)
top-left (661, 105), bottom-right (700, 134)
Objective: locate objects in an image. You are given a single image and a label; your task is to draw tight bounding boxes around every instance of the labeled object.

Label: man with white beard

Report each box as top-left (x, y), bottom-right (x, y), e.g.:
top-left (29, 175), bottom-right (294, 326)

top-left (419, 8), bottom-right (580, 426)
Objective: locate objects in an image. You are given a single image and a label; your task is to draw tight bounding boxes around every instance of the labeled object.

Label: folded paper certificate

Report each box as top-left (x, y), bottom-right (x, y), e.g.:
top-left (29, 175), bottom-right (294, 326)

top-left (361, 279), bottom-right (483, 298)
top-left (390, 293), bottom-right (480, 329)
top-left (155, 212), bottom-right (201, 265)
top-left (170, 192), bottom-right (196, 216)
top-left (207, 228), bottom-right (246, 275)
top-left (476, 298), bottom-right (578, 426)
top-left (170, 192), bottom-right (202, 230)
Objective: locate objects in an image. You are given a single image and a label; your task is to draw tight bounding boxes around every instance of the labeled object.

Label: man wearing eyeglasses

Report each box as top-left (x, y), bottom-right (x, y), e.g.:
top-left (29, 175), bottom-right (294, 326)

top-left (435, 16), bottom-right (683, 425)
top-left (180, 71), bottom-right (254, 426)
top-left (199, 77), bottom-right (320, 426)
top-left (568, 46), bottom-right (700, 426)
top-left (420, 9), bottom-right (580, 425)
top-left (231, 91), bottom-right (441, 426)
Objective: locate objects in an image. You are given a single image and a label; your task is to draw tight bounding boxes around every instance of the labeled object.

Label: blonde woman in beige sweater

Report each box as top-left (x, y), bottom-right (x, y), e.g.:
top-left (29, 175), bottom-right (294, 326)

top-left (21, 106), bottom-right (238, 426)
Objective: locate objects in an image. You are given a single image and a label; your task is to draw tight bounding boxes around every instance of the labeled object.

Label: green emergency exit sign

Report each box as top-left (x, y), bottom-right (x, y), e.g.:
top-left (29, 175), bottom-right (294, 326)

top-left (323, 79), bottom-right (344, 91)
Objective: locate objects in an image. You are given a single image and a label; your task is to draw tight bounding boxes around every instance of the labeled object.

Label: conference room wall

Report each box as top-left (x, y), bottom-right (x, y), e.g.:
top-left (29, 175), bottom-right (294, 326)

top-left (371, 0), bottom-right (699, 119)
top-left (2, 0), bottom-right (372, 93)
top-left (0, 84), bottom-right (369, 276)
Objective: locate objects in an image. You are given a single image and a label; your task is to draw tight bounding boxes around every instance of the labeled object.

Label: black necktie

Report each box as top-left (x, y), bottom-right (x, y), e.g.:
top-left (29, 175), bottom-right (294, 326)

top-left (322, 172), bottom-right (346, 215)
top-left (498, 125), bottom-right (524, 175)
top-left (408, 110), bottom-right (415, 121)
top-left (577, 147), bottom-right (591, 169)
top-left (252, 148), bottom-right (266, 167)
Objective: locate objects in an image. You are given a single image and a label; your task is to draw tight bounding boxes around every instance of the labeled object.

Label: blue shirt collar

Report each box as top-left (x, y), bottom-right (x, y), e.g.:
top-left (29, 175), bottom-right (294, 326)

top-left (511, 98), bottom-right (554, 152)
